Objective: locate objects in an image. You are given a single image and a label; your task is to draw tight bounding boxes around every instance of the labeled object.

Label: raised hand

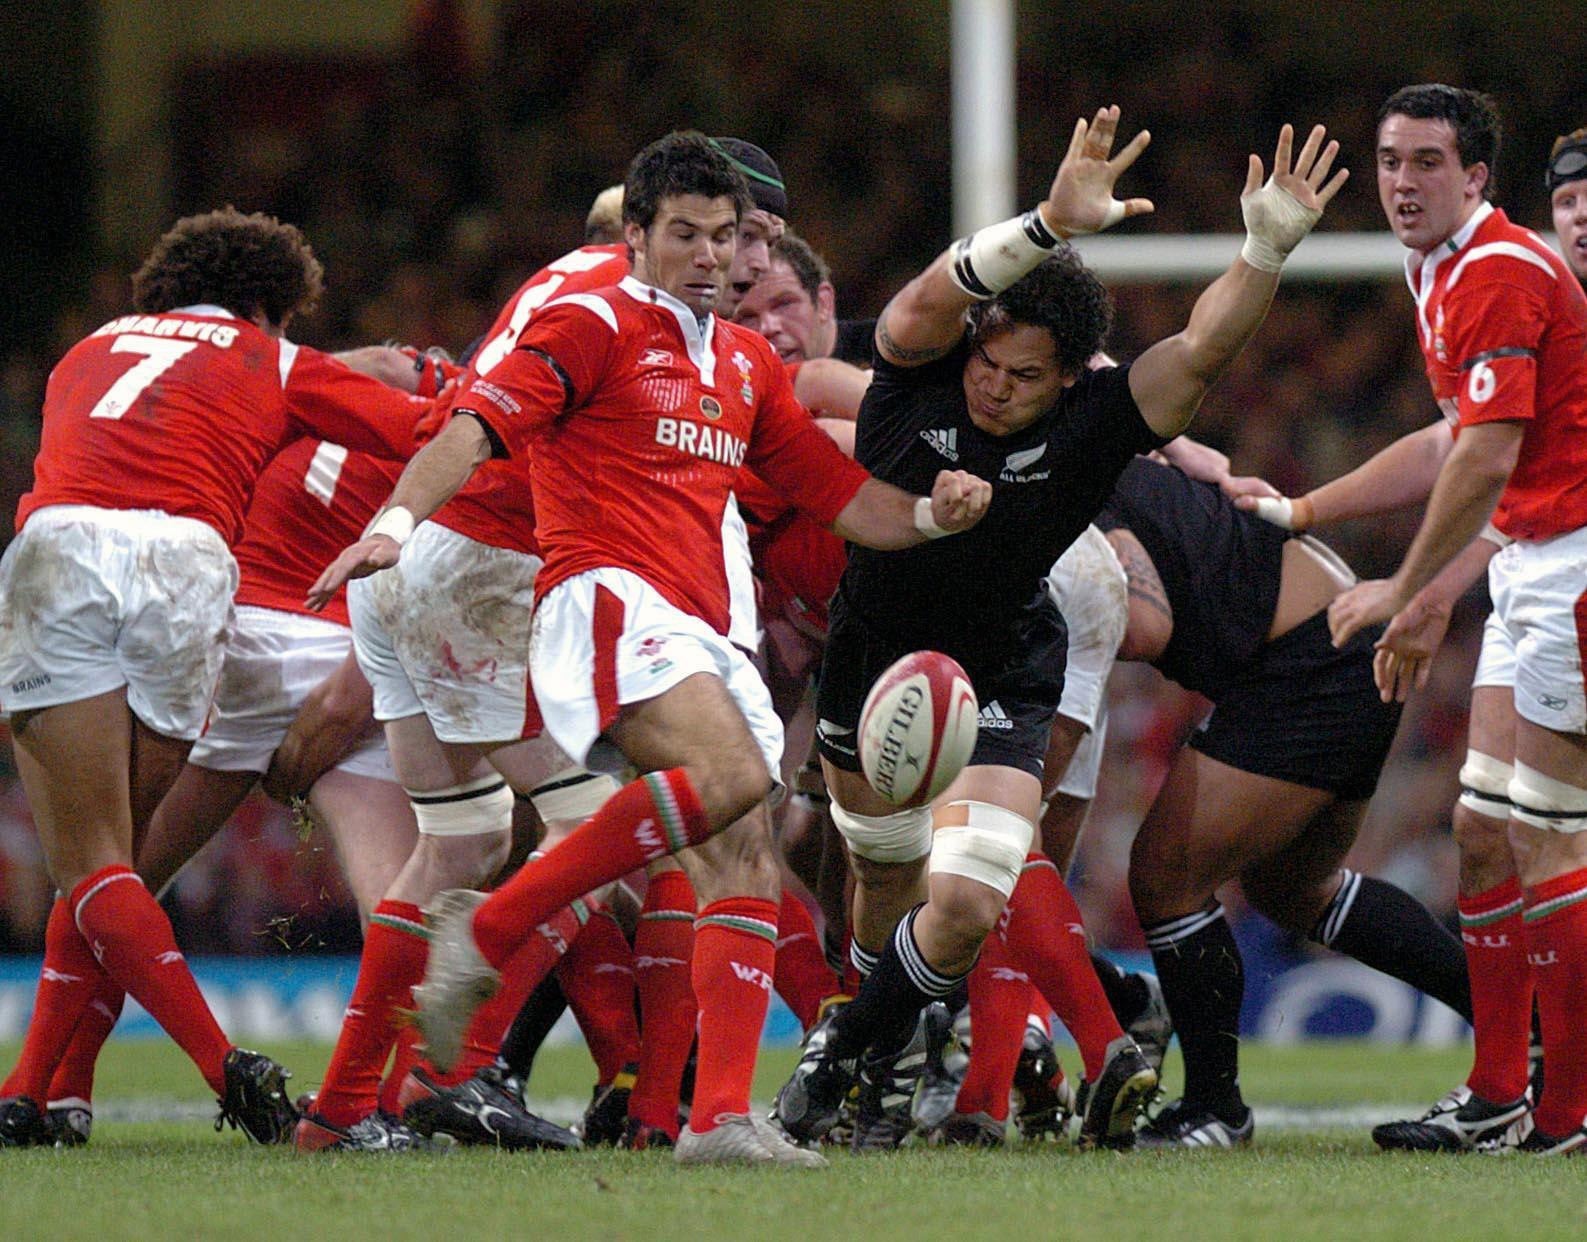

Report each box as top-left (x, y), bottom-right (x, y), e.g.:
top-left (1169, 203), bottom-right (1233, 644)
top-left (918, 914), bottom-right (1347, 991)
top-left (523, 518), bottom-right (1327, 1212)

top-left (1041, 105), bottom-right (1154, 238)
top-left (1240, 123), bottom-right (1349, 271)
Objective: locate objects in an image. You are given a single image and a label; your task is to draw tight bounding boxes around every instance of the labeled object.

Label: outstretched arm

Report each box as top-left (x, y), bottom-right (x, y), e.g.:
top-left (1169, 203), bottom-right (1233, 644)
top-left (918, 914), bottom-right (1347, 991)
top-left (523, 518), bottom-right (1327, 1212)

top-left (831, 470), bottom-right (993, 550)
top-left (875, 105), bottom-right (1154, 367)
top-left (1128, 124), bottom-right (1347, 439)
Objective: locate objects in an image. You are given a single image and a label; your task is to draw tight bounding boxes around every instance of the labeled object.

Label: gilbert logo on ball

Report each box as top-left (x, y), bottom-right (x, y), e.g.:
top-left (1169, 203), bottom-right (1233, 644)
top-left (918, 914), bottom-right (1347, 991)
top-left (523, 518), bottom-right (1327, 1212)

top-left (858, 651), bottom-right (979, 807)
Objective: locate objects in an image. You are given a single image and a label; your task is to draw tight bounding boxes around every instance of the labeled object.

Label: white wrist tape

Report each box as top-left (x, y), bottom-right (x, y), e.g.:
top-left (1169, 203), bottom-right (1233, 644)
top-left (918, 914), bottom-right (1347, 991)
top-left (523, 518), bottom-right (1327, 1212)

top-left (914, 496), bottom-right (951, 539)
top-left (1239, 178), bottom-right (1320, 273)
top-left (366, 505), bottom-right (415, 546)
top-left (1478, 520), bottom-right (1513, 550)
top-left (948, 208), bottom-right (1062, 299)
top-left (1251, 496), bottom-right (1297, 529)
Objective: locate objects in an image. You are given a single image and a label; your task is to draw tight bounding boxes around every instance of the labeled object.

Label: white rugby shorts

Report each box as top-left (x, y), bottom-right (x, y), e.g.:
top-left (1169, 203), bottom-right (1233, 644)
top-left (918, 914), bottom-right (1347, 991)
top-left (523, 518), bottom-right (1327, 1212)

top-left (1476, 527), bottom-right (1587, 733)
top-left (723, 493), bottom-right (762, 655)
top-left (529, 566), bottom-right (784, 792)
top-left (188, 605), bottom-right (392, 779)
top-left (1045, 525), bottom-right (1126, 798)
top-left (349, 521), bottom-right (541, 744)
top-left (0, 505), bottom-right (235, 739)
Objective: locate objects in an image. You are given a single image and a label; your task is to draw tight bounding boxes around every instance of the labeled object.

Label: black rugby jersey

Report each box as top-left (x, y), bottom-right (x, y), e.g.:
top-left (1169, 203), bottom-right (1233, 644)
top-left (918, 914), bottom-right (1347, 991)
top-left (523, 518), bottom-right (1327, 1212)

top-left (839, 343), bottom-right (1165, 669)
top-left (832, 318), bottom-right (878, 366)
top-left (1094, 455), bottom-right (1287, 698)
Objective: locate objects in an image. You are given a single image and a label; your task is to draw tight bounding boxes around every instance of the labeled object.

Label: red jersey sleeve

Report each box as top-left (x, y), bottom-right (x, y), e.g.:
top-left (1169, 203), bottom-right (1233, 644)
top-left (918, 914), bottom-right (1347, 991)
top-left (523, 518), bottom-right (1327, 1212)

top-left (284, 344), bottom-right (430, 458)
top-left (1442, 261), bottom-right (1550, 430)
top-left (451, 297), bottom-right (620, 458)
top-left (746, 344), bottom-right (870, 526)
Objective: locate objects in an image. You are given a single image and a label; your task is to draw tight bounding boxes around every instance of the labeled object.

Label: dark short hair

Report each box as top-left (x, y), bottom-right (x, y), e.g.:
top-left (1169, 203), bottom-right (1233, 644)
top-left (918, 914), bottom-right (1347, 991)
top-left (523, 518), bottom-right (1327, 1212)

top-left (622, 131), bottom-right (752, 232)
top-left (131, 207), bottom-right (324, 325)
top-left (770, 231), bottom-right (831, 302)
top-left (1378, 84), bottom-right (1502, 199)
top-left (966, 248), bottom-right (1112, 376)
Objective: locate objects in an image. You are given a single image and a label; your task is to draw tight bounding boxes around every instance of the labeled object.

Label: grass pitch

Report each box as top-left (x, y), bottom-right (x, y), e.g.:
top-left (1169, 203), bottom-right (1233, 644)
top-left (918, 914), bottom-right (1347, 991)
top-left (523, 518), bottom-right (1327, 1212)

top-left (3, 1039), bottom-right (1584, 1241)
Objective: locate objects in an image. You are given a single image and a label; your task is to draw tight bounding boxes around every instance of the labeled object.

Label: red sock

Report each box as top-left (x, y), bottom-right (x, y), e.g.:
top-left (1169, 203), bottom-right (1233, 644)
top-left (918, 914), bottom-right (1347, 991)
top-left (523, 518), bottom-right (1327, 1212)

top-left (1458, 876), bottom-right (1533, 1103)
top-left (1002, 855), bottom-right (1122, 1079)
top-left (378, 1025), bottom-right (422, 1116)
top-left (471, 770), bottom-right (711, 969)
top-left (1522, 869), bottom-right (1587, 1135)
top-left (773, 891), bottom-right (841, 1031)
top-left (558, 909), bottom-right (640, 1084)
top-left (628, 870), bottom-right (697, 1137)
top-left (314, 901), bottom-right (429, 1126)
top-left (689, 897), bottom-right (778, 1131)
top-left (70, 866), bottom-right (231, 1094)
top-left (436, 902), bottom-right (584, 1084)
top-left (46, 976), bottom-right (125, 1109)
top-left (955, 935), bottom-right (1028, 1122)
top-left (2, 898), bottom-right (110, 1102)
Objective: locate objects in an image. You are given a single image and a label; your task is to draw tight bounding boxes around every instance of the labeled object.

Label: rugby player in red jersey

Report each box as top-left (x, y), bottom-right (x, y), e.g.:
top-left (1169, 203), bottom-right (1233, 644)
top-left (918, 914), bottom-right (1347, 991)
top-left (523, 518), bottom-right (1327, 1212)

top-left (1328, 86), bottom-right (1587, 1155)
top-left (0, 209), bottom-right (431, 1147)
top-left (310, 131), bottom-right (992, 1166)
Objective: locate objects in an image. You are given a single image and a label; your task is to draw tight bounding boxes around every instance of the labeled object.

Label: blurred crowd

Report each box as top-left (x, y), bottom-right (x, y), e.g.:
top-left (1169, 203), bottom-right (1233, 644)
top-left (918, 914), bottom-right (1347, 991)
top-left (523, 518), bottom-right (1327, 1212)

top-left (3, 0), bottom-right (1577, 952)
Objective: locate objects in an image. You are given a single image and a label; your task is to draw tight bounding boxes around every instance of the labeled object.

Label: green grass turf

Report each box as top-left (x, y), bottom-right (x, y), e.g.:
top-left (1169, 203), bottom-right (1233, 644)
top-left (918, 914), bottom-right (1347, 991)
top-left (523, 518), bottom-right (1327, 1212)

top-left (4, 1040), bottom-right (1586, 1241)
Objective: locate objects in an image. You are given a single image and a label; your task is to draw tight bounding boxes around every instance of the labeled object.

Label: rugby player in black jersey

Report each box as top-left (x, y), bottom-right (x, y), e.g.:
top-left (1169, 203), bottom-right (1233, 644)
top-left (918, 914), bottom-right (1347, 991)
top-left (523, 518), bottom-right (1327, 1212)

top-left (773, 107), bottom-right (1348, 1150)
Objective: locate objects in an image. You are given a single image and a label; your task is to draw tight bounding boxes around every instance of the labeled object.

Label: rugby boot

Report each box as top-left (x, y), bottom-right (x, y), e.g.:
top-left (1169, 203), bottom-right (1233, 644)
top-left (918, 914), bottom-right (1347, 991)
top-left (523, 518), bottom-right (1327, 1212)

top-left (578, 1068), bottom-right (635, 1146)
top-left (1137, 1097), bottom-right (1254, 1149)
top-left (1075, 1035), bottom-right (1157, 1150)
top-left (773, 1001), bottom-right (858, 1144)
top-left (1012, 1023), bottom-right (1077, 1142)
top-left (1508, 1118), bottom-right (1587, 1156)
top-left (215, 1048), bottom-right (298, 1144)
top-left (413, 889), bottom-right (499, 1072)
top-left (926, 1110), bottom-right (1006, 1148)
top-left (851, 1004), bottom-right (943, 1152)
top-left (295, 1110), bottom-right (425, 1153)
top-left (619, 1116), bottom-right (674, 1150)
top-left (909, 1001), bottom-right (966, 1134)
top-left (1372, 1085), bottom-right (1530, 1153)
top-left (44, 1102), bottom-right (92, 1148)
top-left (1125, 970), bottom-right (1174, 1073)
top-left (0, 1096), bottom-right (49, 1148)
top-left (402, 1064), bottom-right (580, 1151)
top-left (674, 1113), bottom-right (826, 1167)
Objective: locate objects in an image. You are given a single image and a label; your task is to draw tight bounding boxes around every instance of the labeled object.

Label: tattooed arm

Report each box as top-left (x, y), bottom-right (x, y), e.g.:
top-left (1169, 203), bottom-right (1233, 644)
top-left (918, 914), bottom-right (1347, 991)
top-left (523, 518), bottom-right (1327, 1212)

top-left (1104, 527), bottom-right (1173, 663)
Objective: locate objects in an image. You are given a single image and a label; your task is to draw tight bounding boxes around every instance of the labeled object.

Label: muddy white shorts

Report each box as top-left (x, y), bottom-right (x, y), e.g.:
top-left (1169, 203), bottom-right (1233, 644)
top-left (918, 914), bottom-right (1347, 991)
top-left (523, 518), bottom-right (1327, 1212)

top-left (0, 505), bottom-right (235, 739)
top-left (1476, 527), bottom-right (1587, 733)
top-left (1046, 525), bottom-right (1127, 798)
top-left (188, 605), bottom-right (392, 779)
top-left (349, 521), bottom-right (541, 744)
top-left (529, 566), bottom-right (784, 792)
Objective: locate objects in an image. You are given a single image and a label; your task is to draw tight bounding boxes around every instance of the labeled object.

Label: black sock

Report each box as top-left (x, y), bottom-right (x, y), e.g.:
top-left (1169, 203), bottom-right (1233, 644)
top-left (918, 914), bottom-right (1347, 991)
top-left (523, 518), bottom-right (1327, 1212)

top-left (829, 905), bottom-right (965, 1061)
top-left (496, 973), bottom-right (570, 1078)
top-left (1312, 869), bottom-right (1472, 1022)
top-left (1090, 951), bottom-right (1150, 1026)
top-left (1145, 903), bottom-right (1246, 1119)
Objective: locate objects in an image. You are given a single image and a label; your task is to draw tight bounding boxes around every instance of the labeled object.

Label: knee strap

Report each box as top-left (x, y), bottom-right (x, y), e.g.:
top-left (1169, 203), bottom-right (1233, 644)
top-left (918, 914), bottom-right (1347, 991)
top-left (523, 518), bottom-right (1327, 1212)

top-left (1458, 750), bottom-right (1514, 821)
top-left (929, 800), bottom-right (1033, 899)
top-left (528, 766), bottom-right (620, 823)
top-left (1508, 762), bottom-right (1587, 834)
top-left (407, 773), bottom-right (514, 838)
top-left (830, 801), bottom-right (934, 863)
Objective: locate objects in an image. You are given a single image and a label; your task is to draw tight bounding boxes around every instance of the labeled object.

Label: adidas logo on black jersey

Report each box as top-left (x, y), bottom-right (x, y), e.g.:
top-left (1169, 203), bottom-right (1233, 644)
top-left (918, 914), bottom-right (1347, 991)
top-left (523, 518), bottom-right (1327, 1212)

top-left (977, 700), bottom-right (1015, 730)
top-left (920, 428), bottom-right (959, 460)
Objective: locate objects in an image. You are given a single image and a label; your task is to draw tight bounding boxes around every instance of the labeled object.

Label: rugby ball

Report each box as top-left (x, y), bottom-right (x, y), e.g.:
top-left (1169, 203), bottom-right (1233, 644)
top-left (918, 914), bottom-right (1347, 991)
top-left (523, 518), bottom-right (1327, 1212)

top-left (858, 651), bottom-right (979, 808)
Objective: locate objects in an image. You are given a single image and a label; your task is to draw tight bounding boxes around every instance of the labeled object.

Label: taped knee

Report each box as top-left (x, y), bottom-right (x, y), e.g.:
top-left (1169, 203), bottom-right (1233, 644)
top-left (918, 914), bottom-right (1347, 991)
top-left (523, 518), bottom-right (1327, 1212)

top-left (407, 773), bottom-right (514, 837)
top-left (830, 801), bottom-right (933, 863)
top-left (1508, 762), bottom-right (1587, 834)
top-left (1458, 750), bottom-right (1514, 821)
top-left (928, 800), bottom-right (1033, 899)
top-left (528, 766), bottom-right (620, 823)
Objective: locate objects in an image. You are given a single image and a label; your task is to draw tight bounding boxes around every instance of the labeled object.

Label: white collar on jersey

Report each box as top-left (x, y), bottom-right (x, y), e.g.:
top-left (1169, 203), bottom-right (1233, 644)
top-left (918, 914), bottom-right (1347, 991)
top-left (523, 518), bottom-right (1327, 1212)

top-left (617, 274), bottom-right (718, 386)
top-left (171, 304), bottom-right (237, 318)
top-left (1406, 201), bottom-right (1495, 342)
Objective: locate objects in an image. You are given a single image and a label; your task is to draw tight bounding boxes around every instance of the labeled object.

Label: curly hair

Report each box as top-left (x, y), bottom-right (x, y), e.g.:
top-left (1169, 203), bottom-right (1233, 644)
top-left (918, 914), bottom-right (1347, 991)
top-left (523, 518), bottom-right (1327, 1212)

top-left (1378, 85), bottom-right (1502, 200)
top-left (622, 131), bottom-right (751, 232)
top-left (966, 248), bottom-right (1112, 375)
top-left (131, 207), bottom-right (324, 325)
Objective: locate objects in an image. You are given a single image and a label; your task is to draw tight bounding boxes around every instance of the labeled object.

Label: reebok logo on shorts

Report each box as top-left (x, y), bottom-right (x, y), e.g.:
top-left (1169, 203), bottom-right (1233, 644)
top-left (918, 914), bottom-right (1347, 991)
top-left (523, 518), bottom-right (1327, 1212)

top-left (920, 428), bottom-right (959, 460)
top-left (978, 700), bottom-right (1015, 730)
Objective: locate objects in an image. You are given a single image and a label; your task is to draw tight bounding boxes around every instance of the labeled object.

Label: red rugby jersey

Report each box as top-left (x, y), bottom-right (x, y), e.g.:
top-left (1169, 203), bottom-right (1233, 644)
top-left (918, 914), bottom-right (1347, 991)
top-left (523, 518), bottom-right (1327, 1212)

top-left (19, 309), bottom-right (424, 544)
top-left (1408, 204), bottom-right (1587, 540)
top-left (454, 276), bottom-right (870, 635)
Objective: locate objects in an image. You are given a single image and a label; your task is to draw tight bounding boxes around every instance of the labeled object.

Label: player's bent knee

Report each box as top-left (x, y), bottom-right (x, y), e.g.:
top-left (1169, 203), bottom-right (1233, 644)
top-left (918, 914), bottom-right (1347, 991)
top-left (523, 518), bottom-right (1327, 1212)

top-left (831, 802), bottom-right (934, 864)
top-left (407, 773), bottom-right (515, 838)
top-left (528, 767), bottom-right (620, 824)
top-left (1507, 762), bottom-right (1587, 834)
top-left (1458, 750), bottom-right (1514, 822)
top-left (928, 801), bottom-right (1033, 901)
